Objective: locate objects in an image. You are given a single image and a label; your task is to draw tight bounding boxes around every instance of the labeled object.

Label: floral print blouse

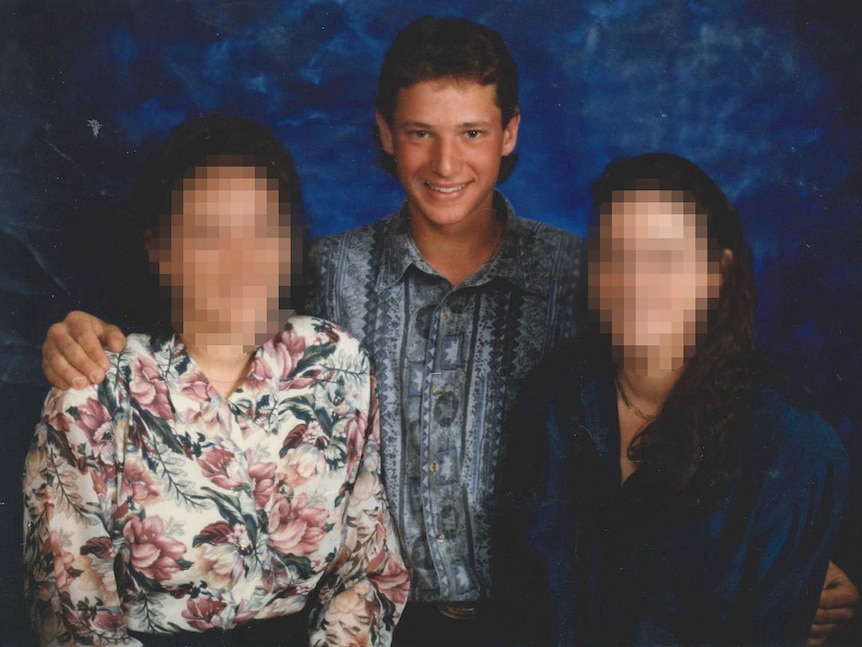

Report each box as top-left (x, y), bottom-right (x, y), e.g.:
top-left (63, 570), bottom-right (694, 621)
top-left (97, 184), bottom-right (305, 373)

top-left (23, 316), bottom-right (409, 646)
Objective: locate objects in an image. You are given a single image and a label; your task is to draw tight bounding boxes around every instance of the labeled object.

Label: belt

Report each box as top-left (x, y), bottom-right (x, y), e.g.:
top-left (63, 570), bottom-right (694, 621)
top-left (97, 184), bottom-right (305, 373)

top-left (437, 601), bottom-right (481, 619)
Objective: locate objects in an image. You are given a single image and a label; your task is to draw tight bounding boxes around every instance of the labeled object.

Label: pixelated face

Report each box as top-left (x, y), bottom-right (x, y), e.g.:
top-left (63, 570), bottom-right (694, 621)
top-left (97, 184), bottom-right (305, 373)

top-left (149, 163), bottom-right (300, 350)
top-left (588, 189), bottom-right (723, 374)
top-left (375, 78), bottom-right (519, 231)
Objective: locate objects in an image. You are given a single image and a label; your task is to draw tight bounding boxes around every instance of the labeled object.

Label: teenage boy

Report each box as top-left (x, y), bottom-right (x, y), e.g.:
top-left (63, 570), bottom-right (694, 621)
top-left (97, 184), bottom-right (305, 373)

top-left (38, 14), bottom-right (857, 647)
top-left (43, 17), bottom-right (584, 645)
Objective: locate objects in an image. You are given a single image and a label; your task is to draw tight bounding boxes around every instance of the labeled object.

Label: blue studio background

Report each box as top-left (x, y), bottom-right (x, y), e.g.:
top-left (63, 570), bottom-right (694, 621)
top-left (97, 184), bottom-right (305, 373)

top-left (1, 0), bottom-right (859, 642)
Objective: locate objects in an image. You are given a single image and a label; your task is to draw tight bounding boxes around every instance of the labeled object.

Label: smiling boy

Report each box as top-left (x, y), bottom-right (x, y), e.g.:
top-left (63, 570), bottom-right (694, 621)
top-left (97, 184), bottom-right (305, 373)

top-left (42, 17), bottom-right (585, 645)
top-left (306, 18), bottom-right (584, 644)
top-left (39, 14), bottom-right (858, 647)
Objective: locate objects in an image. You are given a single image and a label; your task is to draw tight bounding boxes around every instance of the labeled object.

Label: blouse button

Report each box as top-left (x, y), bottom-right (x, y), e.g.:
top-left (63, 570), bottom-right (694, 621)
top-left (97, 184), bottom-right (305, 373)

top-left (440, 309), bottom-right (452, 321)
top-left (429, 461), bottom-right (440, 473)
top-left (432, 386), bottom-right (444, 397)
top-left (436, 533), bottom-right (446, 542)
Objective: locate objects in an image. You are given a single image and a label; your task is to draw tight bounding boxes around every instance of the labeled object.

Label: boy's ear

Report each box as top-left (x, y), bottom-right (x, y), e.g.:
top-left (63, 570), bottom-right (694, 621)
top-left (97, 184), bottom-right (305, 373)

top-left (375, 112), bottom-right (396, 155)
top-left (502, 107), bottom-right (521, 156)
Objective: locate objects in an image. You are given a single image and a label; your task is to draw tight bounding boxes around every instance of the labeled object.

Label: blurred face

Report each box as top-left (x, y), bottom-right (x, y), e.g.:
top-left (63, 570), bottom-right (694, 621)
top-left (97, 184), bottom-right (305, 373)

top-left (149, 164), bottom-right (299, 352)
top-left (589, 189), bottom-right (725, 374)
top-left (375, 78), bottom-right (519, 231)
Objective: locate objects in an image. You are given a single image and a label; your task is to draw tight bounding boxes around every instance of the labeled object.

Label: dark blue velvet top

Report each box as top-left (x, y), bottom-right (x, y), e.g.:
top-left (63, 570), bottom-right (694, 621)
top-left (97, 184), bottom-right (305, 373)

top-left (494, 358), bottom-right (849, 646)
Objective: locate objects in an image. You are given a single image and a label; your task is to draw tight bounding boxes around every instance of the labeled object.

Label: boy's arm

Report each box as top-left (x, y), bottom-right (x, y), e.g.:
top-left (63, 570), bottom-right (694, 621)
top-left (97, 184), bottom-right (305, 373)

top-left (42, 310), bottom-right (127, 389)
top-left (808, 561), bottom-right (860, 646)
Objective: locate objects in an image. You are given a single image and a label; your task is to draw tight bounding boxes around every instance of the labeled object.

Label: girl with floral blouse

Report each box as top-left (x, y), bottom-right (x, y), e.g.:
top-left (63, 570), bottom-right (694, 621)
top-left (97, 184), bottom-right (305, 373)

top-left (23, 115), bottom-right (409, 646)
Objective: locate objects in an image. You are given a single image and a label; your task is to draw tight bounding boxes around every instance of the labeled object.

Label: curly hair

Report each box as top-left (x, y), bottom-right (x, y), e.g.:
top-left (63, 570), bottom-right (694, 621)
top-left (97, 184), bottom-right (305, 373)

top-left (589, 152), bottom-right (758, 505)
top-left (373, 15), bottom-right (519, 182)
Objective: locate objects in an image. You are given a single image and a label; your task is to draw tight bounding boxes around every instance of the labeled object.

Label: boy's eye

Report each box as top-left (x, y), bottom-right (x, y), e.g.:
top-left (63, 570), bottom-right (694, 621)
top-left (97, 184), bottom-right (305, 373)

top-left (466, 130), bottom-right (481, 138)
top-left (410, 130), bottom-right (429, 138)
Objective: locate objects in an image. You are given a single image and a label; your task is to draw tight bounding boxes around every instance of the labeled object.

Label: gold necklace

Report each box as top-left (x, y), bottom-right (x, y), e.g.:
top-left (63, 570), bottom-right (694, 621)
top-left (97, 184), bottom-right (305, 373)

top-left (615, 375), bottom-right (657, 422)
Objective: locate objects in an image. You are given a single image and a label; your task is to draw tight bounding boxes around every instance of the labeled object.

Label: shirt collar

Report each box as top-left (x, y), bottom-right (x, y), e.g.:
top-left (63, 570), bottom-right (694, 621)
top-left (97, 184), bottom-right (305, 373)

top-left (162, 332), bottom-right (281, 424)
top-left (374, 191), bottom-right (546, 296)
top-left (577, 364), bottom-right (620, 464)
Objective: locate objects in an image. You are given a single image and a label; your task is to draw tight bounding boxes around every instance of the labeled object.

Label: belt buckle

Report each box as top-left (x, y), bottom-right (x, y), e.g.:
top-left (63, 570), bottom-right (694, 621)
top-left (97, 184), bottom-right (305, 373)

top-left (437, 601), bottom-right (479, 620)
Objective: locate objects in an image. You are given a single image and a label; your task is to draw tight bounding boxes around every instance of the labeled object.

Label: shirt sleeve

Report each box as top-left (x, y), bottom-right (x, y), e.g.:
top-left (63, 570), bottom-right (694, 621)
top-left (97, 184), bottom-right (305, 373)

top-left (308, 374), bottom-right (409, 647)
top-left (23, 382), bottom-right (140, 646)
top-left (305, 238), bottom-right (331, 321)
top-left (731, 405), bottom-right (849, 644)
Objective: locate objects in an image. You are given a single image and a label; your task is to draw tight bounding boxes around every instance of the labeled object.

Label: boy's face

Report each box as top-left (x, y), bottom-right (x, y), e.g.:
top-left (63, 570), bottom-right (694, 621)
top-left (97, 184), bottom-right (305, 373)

top-left (376, 78), bottom-right (519, 234)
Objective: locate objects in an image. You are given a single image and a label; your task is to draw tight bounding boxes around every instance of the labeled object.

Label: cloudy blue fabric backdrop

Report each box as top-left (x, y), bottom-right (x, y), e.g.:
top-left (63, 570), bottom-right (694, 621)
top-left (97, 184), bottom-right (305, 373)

top-left (1, 0), bottom-right (859, 641)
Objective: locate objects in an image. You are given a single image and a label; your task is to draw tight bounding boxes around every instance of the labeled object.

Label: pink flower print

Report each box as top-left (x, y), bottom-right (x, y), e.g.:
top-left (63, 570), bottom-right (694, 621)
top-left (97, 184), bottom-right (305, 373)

top-left (92, 609), bottom-right (127, 635)
top-left (129, 354), bottom-right (172, 419)
top-left (121, 458), bottom-right (161, 505)
top-left (182, 595), bottom-right (228, 631)
top-left (43, 389), bottom-right (71, 431)
top-left (195, 520), bottom-right (253, 556)
top-left (191, 521), bottom-right (252, 590)
top-left (232, 601), bottom-right (261, 627)
top-left (345, 472), bottom-right (385, 549)
top-left (74, 397), bottom-right (112, 446)
top-left (77, 537), bottom-right (117, 594)
top-left (198, 446), bottom-right (243, 490)
top-left (244, 355), bottom-right (275, 394)
top-left (270, 328), bottom-right (308, 378)
top-left (267, 493), bottom-right (329, 557)
top-left (322, 585), bottom-right (375, 647)
top-left (279, 444), bottom-right (325, 491)
top-left (344, 410), bottom-right (368, 478)
top-left (51, 541), bottom-right (79, 592)
top-left (317, 324), bottom-right (342, 346)
top-left (248, 455), bottom-right (277, 508)
top-left (123, 515), bottom-right (187, 581)
top-left (178, 368), bottom-right (213, 401)
top-left (368, 549), bottom-right (410, 606)
top-left (182, 400), bottom-right (224, 440)
top-left (283, 420), bottom-right (329, 454)
top-left (80, 536), bottom-right (113, 560)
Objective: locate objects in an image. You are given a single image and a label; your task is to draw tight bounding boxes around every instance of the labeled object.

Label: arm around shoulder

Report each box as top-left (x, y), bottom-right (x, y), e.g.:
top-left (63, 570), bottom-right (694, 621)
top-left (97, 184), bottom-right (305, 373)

top-left (739, 397), bottom-right (849, 643)
top-left (42, 310), bottom-right (127, 390)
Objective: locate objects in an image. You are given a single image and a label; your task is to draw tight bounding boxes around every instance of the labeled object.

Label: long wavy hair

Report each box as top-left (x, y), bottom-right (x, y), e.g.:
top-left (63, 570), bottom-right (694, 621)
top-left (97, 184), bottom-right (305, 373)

top-left (589, 152), bottom-right (758, 505)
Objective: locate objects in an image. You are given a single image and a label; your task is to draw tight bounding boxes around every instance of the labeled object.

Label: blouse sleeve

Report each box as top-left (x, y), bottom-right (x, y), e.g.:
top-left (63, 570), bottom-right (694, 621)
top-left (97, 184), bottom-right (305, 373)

top-left (23, 378), bottom-right (140, 646)
top-left (308, 374), bottom-right (409, 647)
top-left (731, 403), bottom-right (849, 644)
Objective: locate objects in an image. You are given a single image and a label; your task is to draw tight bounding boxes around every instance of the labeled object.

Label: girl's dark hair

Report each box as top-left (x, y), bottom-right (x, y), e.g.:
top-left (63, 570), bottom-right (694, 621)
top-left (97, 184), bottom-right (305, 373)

top-left (113, 114), bottom-right (308, 342)
top-left (589, 152), bottom-right (757, 504)
top-left (373, 15), bottom-right (519, 182)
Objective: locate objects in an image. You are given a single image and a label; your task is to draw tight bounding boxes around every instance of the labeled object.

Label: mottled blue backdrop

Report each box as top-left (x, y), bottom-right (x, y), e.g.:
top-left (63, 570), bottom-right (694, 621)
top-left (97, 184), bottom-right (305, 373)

top-left (1, 0), bottom-right (859, 641)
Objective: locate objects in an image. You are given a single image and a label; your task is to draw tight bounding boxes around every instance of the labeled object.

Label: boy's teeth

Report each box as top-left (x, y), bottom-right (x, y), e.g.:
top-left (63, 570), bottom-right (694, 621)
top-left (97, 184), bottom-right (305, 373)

top-left (426, 182), bottom-right (466, 193)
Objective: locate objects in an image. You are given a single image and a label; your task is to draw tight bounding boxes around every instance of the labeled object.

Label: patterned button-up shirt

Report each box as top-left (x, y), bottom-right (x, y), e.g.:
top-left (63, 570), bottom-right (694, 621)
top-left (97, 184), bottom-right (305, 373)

top-left (308, 193), bottom-right (585, 602)
top-left (24, 318), bottom-right (408, 645)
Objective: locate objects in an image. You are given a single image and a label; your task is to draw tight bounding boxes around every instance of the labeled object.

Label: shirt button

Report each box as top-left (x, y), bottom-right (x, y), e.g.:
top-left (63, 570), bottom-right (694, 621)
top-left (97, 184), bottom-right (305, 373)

top-left (436, 533), bottom-right (446, 542)
top-left (440, 309), bottom-right (452, 321)
top-left (432, 386), bottom-right (444, 397)
top-left (429, 462), bottom-right (439, 473)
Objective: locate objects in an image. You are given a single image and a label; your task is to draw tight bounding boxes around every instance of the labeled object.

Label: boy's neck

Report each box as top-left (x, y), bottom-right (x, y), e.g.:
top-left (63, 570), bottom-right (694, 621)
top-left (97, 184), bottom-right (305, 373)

top-left (408, 205), bottom-right (503, 287)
